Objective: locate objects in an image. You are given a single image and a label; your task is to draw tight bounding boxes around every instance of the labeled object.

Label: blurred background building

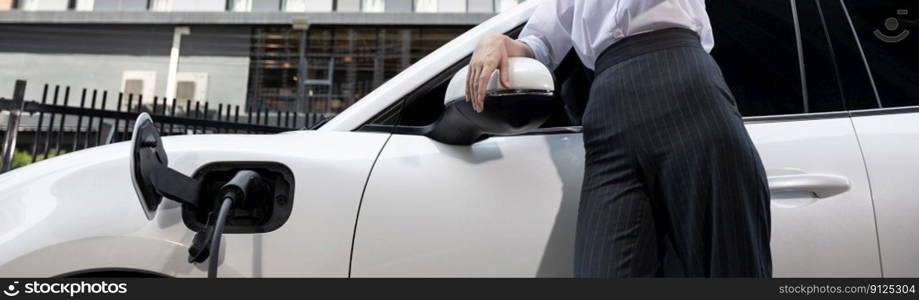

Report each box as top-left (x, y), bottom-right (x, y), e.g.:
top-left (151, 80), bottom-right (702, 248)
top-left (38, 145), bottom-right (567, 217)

top-left (0, 0), bottom-right (526, 114)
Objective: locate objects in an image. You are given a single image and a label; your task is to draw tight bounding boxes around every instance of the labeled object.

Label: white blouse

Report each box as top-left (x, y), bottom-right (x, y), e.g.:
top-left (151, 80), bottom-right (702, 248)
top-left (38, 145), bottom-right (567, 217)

top-left (517, 0), bottom-right (715, 70)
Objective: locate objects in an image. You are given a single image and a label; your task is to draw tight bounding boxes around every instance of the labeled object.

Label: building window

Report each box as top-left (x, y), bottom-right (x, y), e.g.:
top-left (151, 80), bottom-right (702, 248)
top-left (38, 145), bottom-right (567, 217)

top-left (467, 0), bottom-right (493, 13)
top-left (246, 26), bottom-right (470, 113)
top-left (175, 82), bottom-right (196, 101)
top-left (415, 0), bottom-right (436, 12)
top-left (17, 0), bottom-right (70, 10)
top-left (495, 0), bottom-right (522, 12)
top-left (251, 0), bottom-right (281, 11)
top-left (165, 0), bottom-right (225, 12)
top-left (436, 0), bottom-right (464, 12)
top-left (385, 0), bottom-right (411, 12)
top-left (334, 0), bottom-right (359, 12)
top-left (121, 70), bottom-right (156, 105)
top-left (94, 0), bottom-right (150, 11)
top-left (285, 0), bottom-right (332, 12)
top-left (175, 72), bottom-right (209, 101)
top-left (362, 0), bottom-right (382, 12)
top-left (124, 79), bottom-right (144, 97)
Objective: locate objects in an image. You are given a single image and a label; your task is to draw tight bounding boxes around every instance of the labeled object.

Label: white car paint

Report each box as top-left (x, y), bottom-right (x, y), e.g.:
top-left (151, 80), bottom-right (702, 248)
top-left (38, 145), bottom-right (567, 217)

top-left (350, 101), bottom-right (881, 277)
top-left (353, 133), bottom-right (583, 277)
top-left (444, 57), bottom-right (556, 104)
top-left (0, 131), bottom-right (388, 277)
top-left (746, 117), bottom-right (880, 277)
top-left (850, 111), bottom-right (919, 277)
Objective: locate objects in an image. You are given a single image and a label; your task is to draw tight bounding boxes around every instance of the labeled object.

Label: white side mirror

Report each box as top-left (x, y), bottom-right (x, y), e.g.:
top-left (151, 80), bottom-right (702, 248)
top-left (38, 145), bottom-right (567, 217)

top-left (424, 57), bottom-right (556, 145)
top-left (444, 57), bottom-right (555, 104)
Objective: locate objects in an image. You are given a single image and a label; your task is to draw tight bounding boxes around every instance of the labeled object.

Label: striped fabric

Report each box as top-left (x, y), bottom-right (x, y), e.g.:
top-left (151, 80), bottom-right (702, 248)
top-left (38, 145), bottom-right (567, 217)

top-left (574, 29), bottom-right (772, 277)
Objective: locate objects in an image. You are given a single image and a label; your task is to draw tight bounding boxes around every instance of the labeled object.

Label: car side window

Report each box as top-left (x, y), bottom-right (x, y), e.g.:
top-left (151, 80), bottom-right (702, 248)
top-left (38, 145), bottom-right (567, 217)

top-left (840, 1), bottom-right (918, 109)
top-left (362, 26), bottom-right (580, 133)
top-left (707, 0), bottom-right (845, 117)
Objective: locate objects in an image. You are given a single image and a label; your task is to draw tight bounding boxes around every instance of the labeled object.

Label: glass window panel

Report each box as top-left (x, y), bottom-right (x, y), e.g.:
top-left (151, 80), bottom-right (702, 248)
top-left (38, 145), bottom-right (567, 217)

top-left (467, 0), bottom-right (492, 13)
top-left (124, 80), bottom-right (144, 97)
top-left (385, 0), bottom-right (411, 12)
top-left (120, 0), bottom-right (147, 10)
top-left (362, 0), bottom-right (383, 12)
top-left (252, 0), bottom-right (280, 11)
top-left (842, 1), bottom-right (918, 108)
top-left (93, 0), bottom-right (147, 11)
top-left (336, 0), bottom-right (359, 11)
top-left (246, 26), bottom-right (469, 113)
top-left (708, 0), bottom-right (804, 116)
top-left (436, 0), bottom-right (463, 12)
top-left (176, 81), bottom-right (197, 101)
top-left (495, 0), bottom-right (519, 12)
top-left (795, 0), bottom-right (845, 113)
top-left (92, 0), bottom-right (117, 10)
top-left (31, 0), bottom-right (67, 10)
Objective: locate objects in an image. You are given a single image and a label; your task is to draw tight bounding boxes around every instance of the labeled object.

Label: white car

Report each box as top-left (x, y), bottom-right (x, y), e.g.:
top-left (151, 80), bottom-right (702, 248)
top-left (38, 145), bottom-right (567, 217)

top-left (1, 0), bottom-right (917, 277)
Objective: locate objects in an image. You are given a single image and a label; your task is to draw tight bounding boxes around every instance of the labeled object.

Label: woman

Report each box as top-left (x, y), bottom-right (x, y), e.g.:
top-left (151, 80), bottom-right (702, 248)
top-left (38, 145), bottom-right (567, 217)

top-left (465, 0), bottom-right (772, 277)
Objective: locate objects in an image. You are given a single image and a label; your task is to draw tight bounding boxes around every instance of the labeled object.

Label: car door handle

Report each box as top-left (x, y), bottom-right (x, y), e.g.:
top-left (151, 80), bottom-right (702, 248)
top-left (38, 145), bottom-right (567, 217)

top-left (768, 174), bottom-right (850, 199)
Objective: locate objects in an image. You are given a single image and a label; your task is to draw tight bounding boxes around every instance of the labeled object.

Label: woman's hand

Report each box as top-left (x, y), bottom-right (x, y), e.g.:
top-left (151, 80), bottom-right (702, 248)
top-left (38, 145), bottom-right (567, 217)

top-left (466, 34), bottom-right (536, 112)
top-left (466, 34), bottom-right (513, 113)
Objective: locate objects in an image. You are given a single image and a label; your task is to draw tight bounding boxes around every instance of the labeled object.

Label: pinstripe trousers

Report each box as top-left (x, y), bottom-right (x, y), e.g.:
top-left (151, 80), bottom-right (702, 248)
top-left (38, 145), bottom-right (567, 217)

top-left (574, 28), bottom-right (773, 277)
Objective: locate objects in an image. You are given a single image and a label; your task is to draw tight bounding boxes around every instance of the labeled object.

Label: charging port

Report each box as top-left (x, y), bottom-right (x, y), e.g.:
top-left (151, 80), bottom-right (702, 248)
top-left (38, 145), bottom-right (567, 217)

top-left (185, 162), bottom-right (295, 234)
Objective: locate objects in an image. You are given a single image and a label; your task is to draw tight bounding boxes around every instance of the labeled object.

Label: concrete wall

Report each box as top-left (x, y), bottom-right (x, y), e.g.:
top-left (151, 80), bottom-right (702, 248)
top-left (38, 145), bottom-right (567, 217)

top-left (0, 54), bottom-right (250, 109)
top-left (0, 25), bottom-right (251, 110)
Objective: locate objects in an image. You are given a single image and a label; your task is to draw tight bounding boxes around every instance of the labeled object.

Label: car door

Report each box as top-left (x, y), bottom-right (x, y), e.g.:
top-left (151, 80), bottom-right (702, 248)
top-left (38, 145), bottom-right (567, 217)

top-left (351, 0), bottom-right (881, 277)
top-left (707, 0), bottom-right (879, 277)
top-left (828, 0), bottom-right (919, 277)
top-left (350, 54), bottom-right (586, 276)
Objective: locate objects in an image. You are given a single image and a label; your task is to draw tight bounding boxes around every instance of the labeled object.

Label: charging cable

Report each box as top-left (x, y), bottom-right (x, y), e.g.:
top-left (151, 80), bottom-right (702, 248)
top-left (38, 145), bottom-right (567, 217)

top-left (207, 170), bottom-right (265, 279)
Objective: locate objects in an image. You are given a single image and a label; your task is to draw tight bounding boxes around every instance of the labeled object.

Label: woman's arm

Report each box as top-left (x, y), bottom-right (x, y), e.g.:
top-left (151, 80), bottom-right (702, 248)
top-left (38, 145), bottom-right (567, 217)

top-left (466, 0), bottom-right (574, 113)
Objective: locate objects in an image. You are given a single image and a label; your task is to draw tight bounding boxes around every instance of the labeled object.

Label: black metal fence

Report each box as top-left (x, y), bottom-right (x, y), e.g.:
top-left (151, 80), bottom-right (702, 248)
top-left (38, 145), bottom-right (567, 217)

top-left (0, 80), bottom-right (334, 173)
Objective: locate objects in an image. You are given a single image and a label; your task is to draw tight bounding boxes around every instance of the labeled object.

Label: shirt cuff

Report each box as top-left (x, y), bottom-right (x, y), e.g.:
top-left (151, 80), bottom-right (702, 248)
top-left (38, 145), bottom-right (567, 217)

top-left (517, 35), bottom-right (552, 68)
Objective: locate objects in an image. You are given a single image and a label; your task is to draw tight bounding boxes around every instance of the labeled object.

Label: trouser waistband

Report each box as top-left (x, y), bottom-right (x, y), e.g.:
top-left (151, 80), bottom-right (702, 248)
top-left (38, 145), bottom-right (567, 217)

top-left (595, 27), bottom-right (703, 75)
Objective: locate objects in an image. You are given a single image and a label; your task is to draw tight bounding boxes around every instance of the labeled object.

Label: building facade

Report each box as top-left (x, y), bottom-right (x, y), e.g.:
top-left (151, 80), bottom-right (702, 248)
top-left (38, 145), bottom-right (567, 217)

top-left (0, 0), bottom-right (525, 113)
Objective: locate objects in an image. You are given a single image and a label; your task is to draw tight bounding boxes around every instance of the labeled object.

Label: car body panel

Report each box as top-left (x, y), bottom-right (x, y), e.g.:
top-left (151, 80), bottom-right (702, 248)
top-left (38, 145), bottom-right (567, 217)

top-left (746, 118), bottom-right (881, 277)
top-left (0, 131), bottom-right (389, 277)
top-left (351, 117), bottom-right (883, 277)
top-left (352, 133), bottom-right (583, 277)
top-left (851, 112), bottom-right (919, 277)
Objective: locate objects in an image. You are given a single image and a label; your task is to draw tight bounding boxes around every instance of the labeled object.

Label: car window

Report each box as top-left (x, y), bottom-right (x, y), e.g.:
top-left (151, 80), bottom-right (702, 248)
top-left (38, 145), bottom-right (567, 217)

top-left (707, 0), bottom-right (845, 117)
top-left (362, 25), bottom-right (579, 132)
top-left (840, 1), bottom-right (918, 109)
top-left (364, 1), bottom-right (854, 132)
top-left (797, 0), bottom-right (849, 113)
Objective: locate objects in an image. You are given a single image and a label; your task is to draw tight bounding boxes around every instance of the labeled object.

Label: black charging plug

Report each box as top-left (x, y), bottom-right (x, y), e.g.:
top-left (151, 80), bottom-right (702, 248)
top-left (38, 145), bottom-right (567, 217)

top-left (218, 170), bottom-right (268, 209)
top-left (185, 169), bottom-right (268, 278)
